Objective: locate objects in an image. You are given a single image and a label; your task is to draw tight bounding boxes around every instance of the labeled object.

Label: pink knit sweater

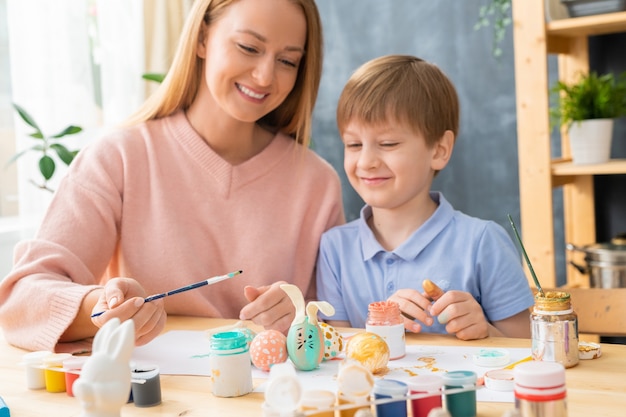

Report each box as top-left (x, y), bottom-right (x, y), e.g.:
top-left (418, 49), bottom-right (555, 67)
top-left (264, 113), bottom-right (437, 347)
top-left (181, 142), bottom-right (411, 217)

top-left (0, 111), bottom-right (344, 352)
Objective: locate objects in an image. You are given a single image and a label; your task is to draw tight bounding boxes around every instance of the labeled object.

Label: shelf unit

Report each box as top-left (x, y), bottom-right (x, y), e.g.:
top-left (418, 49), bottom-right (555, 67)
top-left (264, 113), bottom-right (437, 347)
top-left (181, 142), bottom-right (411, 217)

top-left (511, 3), bottom-right (626, 289)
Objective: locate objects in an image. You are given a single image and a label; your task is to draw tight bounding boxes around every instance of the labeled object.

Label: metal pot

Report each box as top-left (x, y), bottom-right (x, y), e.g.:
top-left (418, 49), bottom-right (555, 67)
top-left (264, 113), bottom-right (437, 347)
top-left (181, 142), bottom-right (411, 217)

top-left (566, 235), bottom-right (626, 288)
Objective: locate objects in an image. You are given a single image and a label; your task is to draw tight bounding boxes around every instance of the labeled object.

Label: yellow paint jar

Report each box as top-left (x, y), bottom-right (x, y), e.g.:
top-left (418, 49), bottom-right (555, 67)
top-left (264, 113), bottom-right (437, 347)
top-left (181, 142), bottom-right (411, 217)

top-left (43, 353), bottom-right (71, 393)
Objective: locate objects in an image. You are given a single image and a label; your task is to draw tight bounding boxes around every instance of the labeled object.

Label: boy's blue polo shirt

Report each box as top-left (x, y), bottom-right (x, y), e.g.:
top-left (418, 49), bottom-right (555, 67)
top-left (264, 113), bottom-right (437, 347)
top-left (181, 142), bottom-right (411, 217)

top-left (316, 192), bottom-right (535, 332)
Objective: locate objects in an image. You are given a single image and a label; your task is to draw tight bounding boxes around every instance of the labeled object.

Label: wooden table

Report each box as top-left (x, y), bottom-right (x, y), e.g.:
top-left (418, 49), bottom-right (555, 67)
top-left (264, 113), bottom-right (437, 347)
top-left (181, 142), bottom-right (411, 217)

top-left (1, 316), bottom-right (625, 416)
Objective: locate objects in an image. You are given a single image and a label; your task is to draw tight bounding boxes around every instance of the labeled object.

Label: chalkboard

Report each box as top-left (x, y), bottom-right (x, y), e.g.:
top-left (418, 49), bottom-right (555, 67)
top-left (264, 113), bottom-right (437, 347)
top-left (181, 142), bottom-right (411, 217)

top-left (311, 0), bottom-right (565, 284)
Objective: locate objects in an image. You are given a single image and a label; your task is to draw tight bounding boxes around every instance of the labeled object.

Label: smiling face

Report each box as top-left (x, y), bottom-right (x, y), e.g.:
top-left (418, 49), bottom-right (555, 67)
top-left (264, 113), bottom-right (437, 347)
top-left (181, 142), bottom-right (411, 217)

top-left (342, 119), bottom-right (452, 213)
top-left (196, 0), bottom-right (307, 123)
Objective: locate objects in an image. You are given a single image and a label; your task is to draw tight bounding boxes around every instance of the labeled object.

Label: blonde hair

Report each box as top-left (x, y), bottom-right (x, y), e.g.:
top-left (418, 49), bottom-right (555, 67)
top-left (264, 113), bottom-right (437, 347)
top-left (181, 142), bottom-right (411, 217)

top-left (336, 55), bottom-right (459, 148)
top-left (125, 0), bottom-right (323, 147)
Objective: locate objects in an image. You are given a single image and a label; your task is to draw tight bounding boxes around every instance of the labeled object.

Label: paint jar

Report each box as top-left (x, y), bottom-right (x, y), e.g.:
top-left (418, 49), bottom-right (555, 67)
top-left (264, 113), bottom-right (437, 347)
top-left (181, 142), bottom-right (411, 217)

top-left (372, 379), bottom-right (408, 417)
top-left (63, 356), bottom-right (87, 397)
top-left (514, 361), bottom-right (567, 417)
top-left (336, 359), bottom-right (374, 417)
top-left (43, 353), bottom-right (72, 393)
top-left (209, 330), bottom-right (253, 397)
top-left (262, 362), bottom-right (302, 417)
top-left (299, 389), bottom-right (335, 417)
top-left (131, 365), bottom-right (162, 407)
top-left (407, 374), bottom-right (443, 417)
top-left (365, 300), bottom-right (405, 359)
top-left (21, 350), bottom-right (52, 390)
top-left (531, 291), bottom-right (579, 368)
top-left (441, 370), bottom-right (477, 417)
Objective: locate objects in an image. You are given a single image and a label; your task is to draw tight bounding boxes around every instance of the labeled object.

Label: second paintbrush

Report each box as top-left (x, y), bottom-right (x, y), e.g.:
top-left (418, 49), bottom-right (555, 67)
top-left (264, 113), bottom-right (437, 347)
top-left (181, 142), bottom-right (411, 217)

top-left (91, 270), bottom-right (243, 317)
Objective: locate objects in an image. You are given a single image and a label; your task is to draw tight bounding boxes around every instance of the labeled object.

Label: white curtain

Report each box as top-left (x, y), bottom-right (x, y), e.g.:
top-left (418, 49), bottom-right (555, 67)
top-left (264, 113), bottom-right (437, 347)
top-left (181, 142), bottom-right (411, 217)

top-left (6, 0), bottom-right (144, 221)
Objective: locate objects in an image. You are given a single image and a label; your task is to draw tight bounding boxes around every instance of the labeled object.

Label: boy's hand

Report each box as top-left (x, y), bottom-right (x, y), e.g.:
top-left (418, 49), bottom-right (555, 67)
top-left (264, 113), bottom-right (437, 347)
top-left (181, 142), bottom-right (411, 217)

top-left (430, 291), bottom-right (490, 340)
top-left (387, 288), bottom-right (435, 332)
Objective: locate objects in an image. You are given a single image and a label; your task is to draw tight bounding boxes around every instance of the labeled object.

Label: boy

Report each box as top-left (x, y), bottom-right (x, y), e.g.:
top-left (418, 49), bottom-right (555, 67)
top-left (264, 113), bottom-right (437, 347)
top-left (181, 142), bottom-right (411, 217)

top-left (316, 55), bottom-right (534, 340)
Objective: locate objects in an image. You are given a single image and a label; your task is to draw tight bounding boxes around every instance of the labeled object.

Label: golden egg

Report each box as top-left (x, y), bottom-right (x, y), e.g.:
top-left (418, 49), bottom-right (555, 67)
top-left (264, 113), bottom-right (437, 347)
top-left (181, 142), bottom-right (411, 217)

top-left (345, 331), bottom-right (389, 374)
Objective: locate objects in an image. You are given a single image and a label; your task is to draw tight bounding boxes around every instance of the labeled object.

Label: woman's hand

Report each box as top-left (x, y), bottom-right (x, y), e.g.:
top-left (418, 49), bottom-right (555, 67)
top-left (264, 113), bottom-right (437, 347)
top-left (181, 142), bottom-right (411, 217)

top-left (239, 281), bottom-right (295, 334)
top-left (91, 278), bottom-right (167, 346)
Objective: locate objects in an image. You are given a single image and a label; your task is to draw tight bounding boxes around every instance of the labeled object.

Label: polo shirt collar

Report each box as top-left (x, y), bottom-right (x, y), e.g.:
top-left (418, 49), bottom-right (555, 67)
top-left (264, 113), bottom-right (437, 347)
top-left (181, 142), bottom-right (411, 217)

top-left (358, 191), bottom-right (454, 261)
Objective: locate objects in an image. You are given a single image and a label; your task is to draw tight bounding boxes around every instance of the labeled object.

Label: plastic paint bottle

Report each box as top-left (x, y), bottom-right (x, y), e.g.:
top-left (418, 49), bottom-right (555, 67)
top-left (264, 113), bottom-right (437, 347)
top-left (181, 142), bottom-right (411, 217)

top-left (43, 353), bottom-right (72, 393)
top-left (365, 301), bottom-right (406, 359)
top-left (441, 370), bottom-right (477, 417)
top-left (209, 330), bottom-right (253, 397)
top-left (407, 374), bottom-right (444, 417)
top-left (372, 379), bottom-right (408, 417)
top-left (336, 359), bottom-right (374, 417)
top-left (299, 389), bottom-right (335, 417)
top-left (21, 350), bottom-right (52, 390)
top-left (531, 291), bottom-right (579, 368)
top-left (131, 365), bottom-right (162, 407)
top-left (514, 361), bottom-right (568, 417)
top-left (63, 356), bottom-right (87, 397)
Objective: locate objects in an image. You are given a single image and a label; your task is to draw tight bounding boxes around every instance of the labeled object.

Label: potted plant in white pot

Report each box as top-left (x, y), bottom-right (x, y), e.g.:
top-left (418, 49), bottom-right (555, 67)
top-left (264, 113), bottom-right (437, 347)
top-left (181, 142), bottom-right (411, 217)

top-left (550, 70), bottom-right (626, 164)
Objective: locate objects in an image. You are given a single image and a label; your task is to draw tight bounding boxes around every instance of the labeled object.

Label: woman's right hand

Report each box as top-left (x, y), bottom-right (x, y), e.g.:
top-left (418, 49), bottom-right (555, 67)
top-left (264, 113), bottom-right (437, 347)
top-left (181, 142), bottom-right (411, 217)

top-left (91, 278), bottom-right (166, 346)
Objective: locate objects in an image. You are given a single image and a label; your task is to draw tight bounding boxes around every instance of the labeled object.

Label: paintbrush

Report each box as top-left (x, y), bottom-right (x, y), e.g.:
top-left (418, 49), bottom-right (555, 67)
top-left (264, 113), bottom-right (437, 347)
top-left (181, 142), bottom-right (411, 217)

top-left (91, 270), bottom-right (243, 317)
top-left (507, 214), bottom-right (544, 297)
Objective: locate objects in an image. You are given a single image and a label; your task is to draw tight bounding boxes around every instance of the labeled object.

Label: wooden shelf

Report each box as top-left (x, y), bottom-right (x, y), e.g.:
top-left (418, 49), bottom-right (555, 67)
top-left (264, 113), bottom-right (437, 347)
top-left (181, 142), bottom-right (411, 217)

top-left (512, 2), bottom-right (626, 290)
top-left (552, 158), bottom-right (626, 176)
top-left (547, 11), bottom-right (626, 36)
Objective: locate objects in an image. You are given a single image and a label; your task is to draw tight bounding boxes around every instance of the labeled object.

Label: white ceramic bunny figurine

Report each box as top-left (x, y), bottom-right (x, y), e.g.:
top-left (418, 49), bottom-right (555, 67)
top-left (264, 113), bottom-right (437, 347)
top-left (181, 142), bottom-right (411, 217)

top-left (73, 318), bottom-right (135, 417)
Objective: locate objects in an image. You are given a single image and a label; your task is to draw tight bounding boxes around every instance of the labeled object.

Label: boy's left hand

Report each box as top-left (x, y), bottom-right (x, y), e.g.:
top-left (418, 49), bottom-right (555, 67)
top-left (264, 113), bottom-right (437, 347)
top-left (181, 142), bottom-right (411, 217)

top-left (430, 291), bottom-right (490, 340)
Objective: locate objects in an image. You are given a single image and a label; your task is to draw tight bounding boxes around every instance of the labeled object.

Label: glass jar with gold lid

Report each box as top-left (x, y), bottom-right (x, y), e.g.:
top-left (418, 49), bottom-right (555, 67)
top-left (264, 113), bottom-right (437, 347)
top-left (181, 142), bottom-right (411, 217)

top-left (531, 291), bottom-right (579, 368)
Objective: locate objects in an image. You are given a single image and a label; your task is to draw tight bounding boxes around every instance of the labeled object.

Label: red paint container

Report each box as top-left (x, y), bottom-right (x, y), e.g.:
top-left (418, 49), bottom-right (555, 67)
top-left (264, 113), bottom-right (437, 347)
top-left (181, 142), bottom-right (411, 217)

top-left (63, 356), bottom-right (87, 397)
top-left (407, 375), bottom-right (443, 417)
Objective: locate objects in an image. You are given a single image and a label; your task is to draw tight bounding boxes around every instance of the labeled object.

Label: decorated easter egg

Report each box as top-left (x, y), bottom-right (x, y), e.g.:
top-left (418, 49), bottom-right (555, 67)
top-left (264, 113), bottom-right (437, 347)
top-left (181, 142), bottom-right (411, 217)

top-left (319, 322), bottom-right (343, 361)
top-left (345, 331), bottom-right (389, 374)
top-left (249, 330), bottom-right (288, 372)
top-left (287, 316), bottom-right (324, 371)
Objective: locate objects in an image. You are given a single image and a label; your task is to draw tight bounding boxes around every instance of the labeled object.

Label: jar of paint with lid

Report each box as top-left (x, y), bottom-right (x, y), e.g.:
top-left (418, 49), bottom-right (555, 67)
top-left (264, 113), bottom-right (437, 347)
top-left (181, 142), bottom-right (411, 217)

top-left (365, 300), bottom-right (405, 359)
top-left (514, 361), bottom-right (567, 417)
top-left (372, 379), bottom-right (408, 417)
top-left (407, 374), bottom-right (443, 417)
top-left (209, 330), bottom-right (253, 397)
top-left (21, 350), bottom-right (52, 390)
top-left (531, 291), bottom-right (579, 368)
top-left (441, 370), bottom-right (477, 417)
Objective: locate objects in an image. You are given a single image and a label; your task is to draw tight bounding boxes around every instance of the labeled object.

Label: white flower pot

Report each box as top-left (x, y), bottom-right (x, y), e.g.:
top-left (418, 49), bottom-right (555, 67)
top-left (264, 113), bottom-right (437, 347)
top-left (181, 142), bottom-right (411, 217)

top-left (568, 118), bottom-right (614, 165)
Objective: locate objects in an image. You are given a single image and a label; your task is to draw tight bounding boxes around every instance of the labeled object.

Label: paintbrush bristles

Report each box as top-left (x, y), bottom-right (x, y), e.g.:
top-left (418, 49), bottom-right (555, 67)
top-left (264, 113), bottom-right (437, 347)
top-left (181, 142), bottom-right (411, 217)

top-left (507, 214), bottom-right (544, 296)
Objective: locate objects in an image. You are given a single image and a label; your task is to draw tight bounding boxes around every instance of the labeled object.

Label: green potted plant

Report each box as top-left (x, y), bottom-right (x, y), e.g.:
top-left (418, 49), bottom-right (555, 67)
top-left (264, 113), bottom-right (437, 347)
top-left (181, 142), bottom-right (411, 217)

top-left (6, 103), bottom-right (82, 192)
top-left (550, 70), bottom-right (626, 164)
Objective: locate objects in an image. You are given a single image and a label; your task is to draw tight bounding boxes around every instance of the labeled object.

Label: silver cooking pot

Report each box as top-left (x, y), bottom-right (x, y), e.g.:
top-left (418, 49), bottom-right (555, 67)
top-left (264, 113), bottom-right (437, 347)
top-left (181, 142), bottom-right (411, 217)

top-left (566, 234), bottom-right (626, 288)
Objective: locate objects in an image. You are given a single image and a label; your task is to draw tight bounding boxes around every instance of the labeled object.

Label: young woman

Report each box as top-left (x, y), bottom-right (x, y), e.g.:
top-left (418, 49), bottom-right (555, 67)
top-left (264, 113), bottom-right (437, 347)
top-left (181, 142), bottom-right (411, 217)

top-left (0, 0), bottom-right (344, 353)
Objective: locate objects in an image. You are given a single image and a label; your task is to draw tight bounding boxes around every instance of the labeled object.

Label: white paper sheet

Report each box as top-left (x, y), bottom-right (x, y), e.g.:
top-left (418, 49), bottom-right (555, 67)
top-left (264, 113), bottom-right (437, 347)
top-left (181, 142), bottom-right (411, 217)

top-left (132, 330), bottom-right (530, 403)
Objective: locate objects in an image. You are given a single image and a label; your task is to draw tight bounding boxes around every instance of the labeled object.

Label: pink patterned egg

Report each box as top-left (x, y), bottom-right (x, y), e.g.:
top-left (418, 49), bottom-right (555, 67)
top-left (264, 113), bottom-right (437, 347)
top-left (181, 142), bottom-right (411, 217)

top-left (249, 330), bottom-right (288, 372)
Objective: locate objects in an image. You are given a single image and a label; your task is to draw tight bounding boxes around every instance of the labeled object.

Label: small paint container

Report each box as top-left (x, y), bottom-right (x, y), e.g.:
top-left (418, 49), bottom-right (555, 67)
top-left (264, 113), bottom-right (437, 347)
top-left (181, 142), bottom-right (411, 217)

top-left (578, 341), bottom-right (602, 360)
top-left (209, 331), bottom-right (253, 398)
top-left (262, 363), bottom-right (302, 417)
top-left (131, 365), bottom-right (162, 407)
top-left (407, 374), bottom-right (443, 417)
top-left (372, 379), bottom-right (408, 417)
top-left (299, 389), bottom-right (335, 417)
top-left (63, 356), bottom-right (87, 397)
top-left (472, 348), bottom-right (510, 367)
top-left (442, 370), bottom-right (477, 417)
top-left (21, 350), bottom-right (52, 390)
top-left (336, 360), bottom-right (374, 417)
top-left (43, 353), bottom-right (72, 393)
top-left (484, 369), bottom-right (515, 392)
top-left (365, 301), bottom-right (406, 360)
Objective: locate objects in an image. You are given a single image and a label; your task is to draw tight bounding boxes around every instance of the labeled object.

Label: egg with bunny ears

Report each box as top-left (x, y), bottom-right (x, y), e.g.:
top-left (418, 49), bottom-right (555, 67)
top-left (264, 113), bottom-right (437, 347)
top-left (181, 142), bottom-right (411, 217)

top-left (249, 329), bottom-right (288, 372)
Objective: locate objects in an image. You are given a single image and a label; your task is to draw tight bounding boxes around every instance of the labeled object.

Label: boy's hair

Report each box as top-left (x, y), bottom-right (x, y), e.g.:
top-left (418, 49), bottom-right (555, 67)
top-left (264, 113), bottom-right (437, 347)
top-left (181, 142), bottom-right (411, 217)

top-left (336, 55), bottom-right (459, 148)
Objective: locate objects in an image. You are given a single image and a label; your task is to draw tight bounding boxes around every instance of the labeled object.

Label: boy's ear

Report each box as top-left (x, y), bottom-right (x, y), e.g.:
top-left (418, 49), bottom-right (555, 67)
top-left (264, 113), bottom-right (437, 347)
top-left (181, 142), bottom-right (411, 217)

top-left (431, 130), bottom-right (455, 171)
